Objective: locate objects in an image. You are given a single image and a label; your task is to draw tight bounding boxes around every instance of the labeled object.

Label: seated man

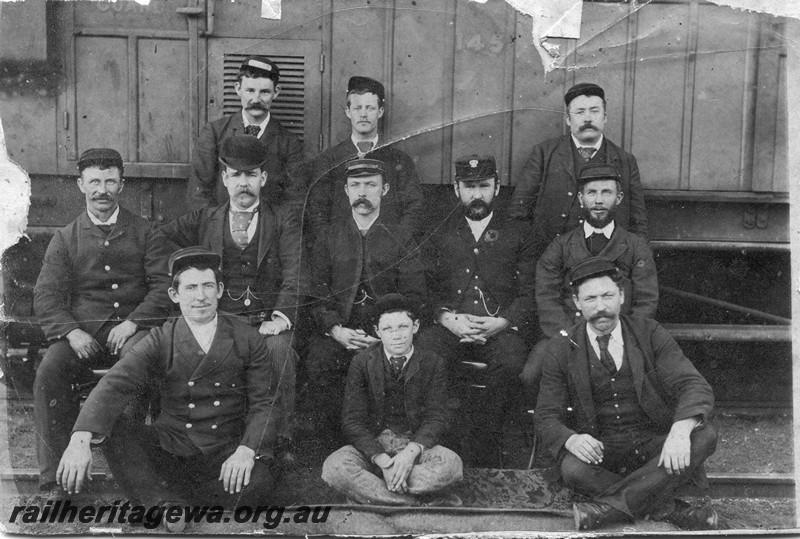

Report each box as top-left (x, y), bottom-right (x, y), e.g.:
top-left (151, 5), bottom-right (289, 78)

top-left (418, 155), bottom-right (537, 468)
top-left (162, 135), bottom-right (308, 460)
top-left (321, 294), bottom-right (463, 506)
top-left (33, 148), bottom-right (171, 500)
top-left (306, 157), bottom-right (425, 430)
top-left (521, 163), bottom-right (658, 402)
top-left (56, 247), bottom-right (282, 509)
top-left (535, 257), bottom-right (719, 532)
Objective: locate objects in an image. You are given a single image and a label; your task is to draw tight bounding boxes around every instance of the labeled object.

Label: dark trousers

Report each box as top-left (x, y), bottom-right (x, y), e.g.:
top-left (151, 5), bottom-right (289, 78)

top-left (262, 332), bottom-right (298, 443)
top-left (34, 326), bottom-right (148, 487)
top-left (303, 334), bottom-right (356, 430)
top-left (417, 324), bottom-right (527, 467)
top-left (103, 417), bottom-right (276, 508)
top-left (560, 422), bottom-right (718, 519)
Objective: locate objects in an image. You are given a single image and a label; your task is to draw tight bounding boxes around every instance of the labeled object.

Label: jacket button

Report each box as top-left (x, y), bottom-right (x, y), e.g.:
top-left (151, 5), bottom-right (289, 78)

top-left (474, 300), bottom-right (479, 304)
top-left (575, 312), bottom-right (581, 317)
top-left (214, 400), bottom-right (220, 406)
top-left (188, 403), bottom-right (195, 409)
top-left (185, 423), bottom-right (192, 429)
top-left (466, 269), bottom-right (470, 273)
top-left (561, 214), bottom-right (567, 218)
top-left (188, 381), bottom-right (194, 387)
top-left (104, 265), bottom-right (111, 271)
top-left (113, 302), bottom-right (120, 308)
top-left (211, 425), bottom-right (217, 430)
top-left (104, 240), bottom-right (110, 246)
top-left (567, 192), bottom-right (573, 197)
top-left (457, 290), bottom-right (461, 294)
top-left (473, 248), bottom-right (479, 254)
top-left (111, 283), bottom-right (119, 290)
top-left (214, 382), bottom-right (220, 387)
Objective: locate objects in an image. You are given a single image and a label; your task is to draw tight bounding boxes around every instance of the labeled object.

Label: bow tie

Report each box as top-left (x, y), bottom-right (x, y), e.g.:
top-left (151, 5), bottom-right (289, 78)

top-left (244, 125), bottom-right (260, 136)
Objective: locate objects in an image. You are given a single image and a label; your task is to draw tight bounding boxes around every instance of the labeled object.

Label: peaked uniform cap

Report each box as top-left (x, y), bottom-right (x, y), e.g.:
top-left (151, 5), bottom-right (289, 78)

top-left (454, 155), bottom-right (497, 183)
top-left (169, 246), bottom-right (222, 277)
top-left (564, 82), bottom-right (605, 107)
top-left (240, 55), bottom-right (280, 83)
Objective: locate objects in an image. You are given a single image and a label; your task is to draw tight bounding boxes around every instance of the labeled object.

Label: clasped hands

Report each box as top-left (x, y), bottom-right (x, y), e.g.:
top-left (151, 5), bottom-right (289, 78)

top-left (375, 444), bottom-right (421, 493)
top-left (440, 312), bottom-right (509, 343)
top-left (330, 324), bottom-right (379, 350)
top-left (67, 320), bottom-right (138, 360)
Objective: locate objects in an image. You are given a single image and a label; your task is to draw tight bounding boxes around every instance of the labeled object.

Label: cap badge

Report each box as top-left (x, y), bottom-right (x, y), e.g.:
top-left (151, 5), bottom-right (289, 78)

top-left (247, 60), bottom-right (272, 72)
top-left (469, 159), bottom-right (479, 168)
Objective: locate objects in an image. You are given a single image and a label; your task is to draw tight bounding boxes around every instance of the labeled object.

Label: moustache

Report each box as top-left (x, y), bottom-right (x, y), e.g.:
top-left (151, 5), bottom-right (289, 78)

top-left (589, 311), bottom-right (614, 322)
top-left (246, 103), bottom-right (267, 111)
top-left (579, 123), bottom-right (597, 131)
top-left (352, 198), bottom-right (374, 209)
top-left (92, 195), bottom-right (113, 201)
top-left (236, 188), bottom-right (255, 196)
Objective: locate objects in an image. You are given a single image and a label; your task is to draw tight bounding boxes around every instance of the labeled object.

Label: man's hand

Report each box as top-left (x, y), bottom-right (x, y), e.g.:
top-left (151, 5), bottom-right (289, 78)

top-left (66, 329), bottom-right (102, 360)
top-left (219, 445), bottom-right (256, 494)
top-left (386, 444), bottom-right (419, 493)
top-left (658, 417), bottom-right (699, 475)
top-left (439, 313), bottom-right (486, 344)
top-left (56, 431), bottom-right (93, 494)
top-left (469, 315), bottom-right (510, 340)
top-left (106, 320), bottom-right (138, 355)
top-left (565, 433), bottom-right (604, 465)
top-left (259, 318), bottom-right (289, 336)
top-left (330, 325), bottom-right (379, 350)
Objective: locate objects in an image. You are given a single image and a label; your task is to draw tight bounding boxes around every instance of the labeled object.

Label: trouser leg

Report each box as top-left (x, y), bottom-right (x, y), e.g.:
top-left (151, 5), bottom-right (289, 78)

top-left (406, 445), bottom-right (464, 495)
top-left (321, 445), bottom-right (417, 506)
top-left (263, 332), bottom-right (298, 442)
top-left (303, 335), bottom-right (354, 431)
top-left (191, 448), bottom-right (278, 508)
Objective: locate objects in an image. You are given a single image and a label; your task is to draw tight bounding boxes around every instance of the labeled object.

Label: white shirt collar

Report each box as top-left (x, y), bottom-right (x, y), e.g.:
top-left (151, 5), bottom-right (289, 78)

top-left (184, 313), bottom-right (219, 354)
top-left (352, 209), bottom-right (380, 232)
top-left (230, 200), bottom-right (260, 213)
top-left (583, 220), bottom-right (615, 239)
top-left (384, 345), bottom-right (414, 364)
top-left (571, 133), bottom-right (604, 151)
top-left (242, 110), bottom-right (270, 136)
top-left (586, 320), bottom-right (622, 344)
top-left (465, 211), bottom-right (494, 242)
top-left (351, 133), bottom-right (379, 154)
top-left (87, 205), bottom-right (120, 226)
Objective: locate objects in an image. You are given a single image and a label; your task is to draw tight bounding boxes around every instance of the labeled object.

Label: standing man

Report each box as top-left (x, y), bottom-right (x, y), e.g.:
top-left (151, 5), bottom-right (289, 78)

top-left (536, 257), bottom-right (719, 532)
top-left (56, 248), bottom-right (282, 510)
top-left (322, 294), bottom-right (463, 507)
top-left (535, 162), bottom-right (658, 339)
top-left (306, 157), bottom-right (426, 431)
top-left (188, 55), bottom-right (304, 210)
top-left (33, 148), bottom-right (172, 500)
top-left (163, 135), bottom-right (308, 462)
top-left (304, 76), bottom-right (424, 244)
top-left (419, 155), bottom-right (537, 468)
top-left (509, 82), bottom-right (648, 243)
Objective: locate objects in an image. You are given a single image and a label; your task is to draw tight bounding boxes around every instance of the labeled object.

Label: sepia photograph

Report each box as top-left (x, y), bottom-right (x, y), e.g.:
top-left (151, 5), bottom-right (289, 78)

top-left (0, 0), bottom-right (795, 535)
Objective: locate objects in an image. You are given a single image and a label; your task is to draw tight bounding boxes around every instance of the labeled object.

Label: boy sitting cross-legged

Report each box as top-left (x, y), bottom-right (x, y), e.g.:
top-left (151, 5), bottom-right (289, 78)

top-left (321, 293), bottom-right (463, 506)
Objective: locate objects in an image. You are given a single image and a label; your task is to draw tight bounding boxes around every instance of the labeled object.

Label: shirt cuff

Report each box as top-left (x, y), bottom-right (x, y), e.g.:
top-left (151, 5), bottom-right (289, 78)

top-left (271, 310), bottom-right (291, 330)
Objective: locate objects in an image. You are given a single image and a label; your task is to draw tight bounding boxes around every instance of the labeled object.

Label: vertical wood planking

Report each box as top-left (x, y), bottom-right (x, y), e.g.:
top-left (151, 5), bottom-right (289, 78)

top-left (127, 35), bottom-right (139, 163)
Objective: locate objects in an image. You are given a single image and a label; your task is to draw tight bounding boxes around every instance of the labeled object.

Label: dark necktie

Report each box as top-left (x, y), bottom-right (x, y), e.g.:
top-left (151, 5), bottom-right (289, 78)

top-left (578, 147), bottom-right (596, 161)
top-left (231, 211), bottom-right (256, 248)
top-left (95, 223), bottom-right (113, 235)
top-left (244, 124), bottom-right (260, 136)
top-left (586, 231), bottom-right (609, 256)
top-left (596, 334), bottom-right (617, 374)
top-left (390, 356), bottom-right (406, 378)
top-left (356, 141), bottom-right (374, 156)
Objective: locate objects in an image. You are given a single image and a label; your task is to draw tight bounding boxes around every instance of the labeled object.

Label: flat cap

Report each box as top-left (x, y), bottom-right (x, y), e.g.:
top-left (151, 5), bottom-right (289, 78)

top-left (577, 163), bottom-right (621, 188)
top-left (240, 55), bottom-right (279, 83)
top-left (454, 155), bottom-right (497, 183)
top-left (346, 157), bottom-right (385, 179)
top-left (169, 246), bottom-right (221, 277)
top-left (347, 76), bottom-right (385, 102)
top-left (77, 148), bottom-right (123, 173)
top-left (569, 256), bottom-right (619, 287)
top-left (371, 293), bottom-right (419, 326)
top-left (219, 135), bottom-right (269, 171)
top-left (564, 82), bottom-right (605, 107)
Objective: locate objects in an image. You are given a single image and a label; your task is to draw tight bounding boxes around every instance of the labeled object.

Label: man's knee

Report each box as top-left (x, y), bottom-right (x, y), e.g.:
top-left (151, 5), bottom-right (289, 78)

top-left (321, 446), bottom-right (363, 488)
top-left (560, 453), bottom-right (592, 489)
top-left (36, 342), bottom-right (78, 382)
top-left (691, 422), bottom-right (718, 460)
top-left (265, 332), bottom-right (297, 360)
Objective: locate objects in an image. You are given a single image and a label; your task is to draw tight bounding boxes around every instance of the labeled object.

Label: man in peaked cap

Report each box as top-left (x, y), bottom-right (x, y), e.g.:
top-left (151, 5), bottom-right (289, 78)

top-left (32, 147), bottom-right (172, 501)
top-left (535, 257), bottom-right (719, 532)
top-left (418, 155), bottom-right (538, 468)
top-left (303, 75), bottom-right (424, 246)
top-left (56, 247), bottom-right (283, 512)
top-left (305, 157), bottom-right (426, 434)
top-left (509, 82), bottom-right (648, 244)
top-left (188, 55), bottom-right (305, 210)
top-left (162, 135), bottom-right (309, 464)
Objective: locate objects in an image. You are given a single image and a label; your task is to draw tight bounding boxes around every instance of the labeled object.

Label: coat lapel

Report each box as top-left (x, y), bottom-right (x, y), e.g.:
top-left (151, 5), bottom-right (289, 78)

top-left (557, 135), bottom-right (576, 181)
top-left (366, 347), bottom-right (385, 415)
top-left (567, 324), bottom-right (598, 427)
top-left (620, 319), bottom-right (646, 401)
top-left (206, 204), bottom-right (227, 255)
top-left (191, 315), bottom-right (235, 380)
top-left (403, 352), bottom-right (420, 384)
top-left (257, 203), bottom-right (276, 266)
top-left (599, 227), bottom-right (629, 261)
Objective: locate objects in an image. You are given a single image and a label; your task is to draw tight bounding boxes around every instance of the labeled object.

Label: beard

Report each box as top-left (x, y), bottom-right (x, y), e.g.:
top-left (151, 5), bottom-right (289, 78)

top-left (462, 199), bottom-right (492, 221)
top-left (583, 204), bottom-right (616, 229)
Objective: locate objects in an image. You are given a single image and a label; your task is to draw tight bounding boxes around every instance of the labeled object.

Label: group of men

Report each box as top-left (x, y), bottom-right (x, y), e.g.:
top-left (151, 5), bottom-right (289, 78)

top-left (30, 54), bottom-right (719, 531)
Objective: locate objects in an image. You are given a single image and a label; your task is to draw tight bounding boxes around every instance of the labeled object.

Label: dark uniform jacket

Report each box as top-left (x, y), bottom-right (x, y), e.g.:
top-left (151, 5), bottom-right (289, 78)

top-left (310, 214), bottom-right (426, 332)
top-left (509, 135), bottom-right (648, 241)
top-left (536, 224), bottom-right (658, 338)
top-left (342, 344), bottom-right (449, 459)
top-left (424, 212), bottom-right (538, 339)
top-left (73, 314), bottom-right (281, 458)
top-left (304, 138), bottom-right (425, 242)
top-left (187, 113), bottom-right (305, 210)
top-left (161, 201), bottom-right (309, 324)
top-left (34, 207), bottom-right (171, 341)
top-left (535, 315), bottom-right (714, 461)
